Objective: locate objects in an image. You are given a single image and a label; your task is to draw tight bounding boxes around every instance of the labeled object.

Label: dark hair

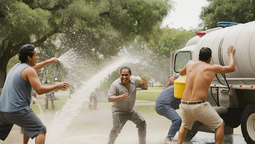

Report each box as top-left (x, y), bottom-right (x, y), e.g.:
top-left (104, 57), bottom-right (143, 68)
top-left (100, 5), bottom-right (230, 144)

top-left (168, 75), bottom-right (179, 79)
top-left (199, 47), bottom-right (212, 62)
top-left (120, 66), bottom-right (132, 74)
top-left (18, 44), bottom-right (35, 63)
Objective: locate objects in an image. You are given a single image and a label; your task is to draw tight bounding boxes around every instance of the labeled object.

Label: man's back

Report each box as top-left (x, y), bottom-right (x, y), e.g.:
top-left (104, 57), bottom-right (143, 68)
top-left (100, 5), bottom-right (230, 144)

top-left (182, 61), bottom-right (216, 101)
top-left (180, 45), bottom-right (235, 102)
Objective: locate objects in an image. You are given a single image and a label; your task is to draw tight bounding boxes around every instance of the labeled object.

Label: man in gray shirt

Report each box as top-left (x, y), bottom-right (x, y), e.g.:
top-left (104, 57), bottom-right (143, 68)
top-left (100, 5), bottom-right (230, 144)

top-left (107, 66), bottom-right (148, 144)
top-left (0, 44), bottom-right (70, 144)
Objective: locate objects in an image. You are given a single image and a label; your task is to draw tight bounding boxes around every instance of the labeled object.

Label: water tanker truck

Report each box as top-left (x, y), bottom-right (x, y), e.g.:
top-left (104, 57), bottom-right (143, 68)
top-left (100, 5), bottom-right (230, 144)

top-left (171, 20), bottom-right (255, 143)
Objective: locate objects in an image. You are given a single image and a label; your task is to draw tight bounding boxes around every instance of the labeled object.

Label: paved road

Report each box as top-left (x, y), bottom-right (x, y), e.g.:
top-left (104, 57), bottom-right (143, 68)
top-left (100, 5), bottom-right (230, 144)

top-left (0, 99), bottom-right (247, 144)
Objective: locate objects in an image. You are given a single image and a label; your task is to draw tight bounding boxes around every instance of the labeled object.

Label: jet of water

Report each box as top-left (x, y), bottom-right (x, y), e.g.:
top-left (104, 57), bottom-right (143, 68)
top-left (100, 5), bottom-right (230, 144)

top-left (32, 96), bottom-right (43, 121)
top-left (45, 53), bottom-right (129, 144)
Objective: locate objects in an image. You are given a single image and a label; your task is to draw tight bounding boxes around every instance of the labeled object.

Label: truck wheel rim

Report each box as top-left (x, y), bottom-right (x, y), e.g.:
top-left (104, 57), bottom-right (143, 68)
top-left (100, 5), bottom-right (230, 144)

top-left (247, 113), bottom-right (255, 141)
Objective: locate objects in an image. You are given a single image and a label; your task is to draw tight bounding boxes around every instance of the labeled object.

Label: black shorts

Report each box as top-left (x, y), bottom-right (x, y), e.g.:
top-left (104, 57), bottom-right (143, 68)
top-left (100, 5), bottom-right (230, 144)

top-left (0, 109), bottom-right (46, 141)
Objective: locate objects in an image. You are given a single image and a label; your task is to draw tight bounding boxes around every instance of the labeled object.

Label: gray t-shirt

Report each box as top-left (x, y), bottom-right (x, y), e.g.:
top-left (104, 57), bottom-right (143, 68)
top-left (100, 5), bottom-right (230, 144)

top-left (0, 63), bottom-right (32, 112)
top-left (108, 76), bottom-right (144, 114)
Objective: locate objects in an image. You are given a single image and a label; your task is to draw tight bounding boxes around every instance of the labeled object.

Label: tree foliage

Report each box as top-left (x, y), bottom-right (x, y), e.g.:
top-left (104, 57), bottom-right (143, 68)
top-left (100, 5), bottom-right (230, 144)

top-left (98, 70), bottom-right (119, 92)
top-left (97, 28), bottom-right (195, 90)
top-left (200, 0), bottom-right (255, 29)
top-left (145, 28), bottom-right (195, 85)
top-left (0, 0), bottom-right (172, 88)
top-left (123, 28), bottom-right (195, 85)
top-left (147, 28), bottom-right (195, 57)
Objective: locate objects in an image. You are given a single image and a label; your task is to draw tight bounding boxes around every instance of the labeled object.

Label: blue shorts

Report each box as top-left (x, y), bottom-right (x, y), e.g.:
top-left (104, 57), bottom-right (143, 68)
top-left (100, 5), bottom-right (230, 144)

top-left (0, 109), bottom-right (46, 140)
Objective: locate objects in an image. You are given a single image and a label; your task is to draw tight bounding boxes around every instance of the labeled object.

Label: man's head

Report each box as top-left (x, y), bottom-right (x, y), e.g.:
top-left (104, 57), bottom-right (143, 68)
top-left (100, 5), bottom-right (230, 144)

top-left (19, 44), bottom-right (38, 66)
top-left (120, 66), bottom-right (132, 85)
top-left (199, 47), bottom-right (212, 63)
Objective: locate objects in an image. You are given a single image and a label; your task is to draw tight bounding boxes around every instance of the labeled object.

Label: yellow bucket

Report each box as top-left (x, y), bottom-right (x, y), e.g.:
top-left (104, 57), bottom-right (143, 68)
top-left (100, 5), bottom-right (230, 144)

top-left (174, 76), bottom-right (186, 99)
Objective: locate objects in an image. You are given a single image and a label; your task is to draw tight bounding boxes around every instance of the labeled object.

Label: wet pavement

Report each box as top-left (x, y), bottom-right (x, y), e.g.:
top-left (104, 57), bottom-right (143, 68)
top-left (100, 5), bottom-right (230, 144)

top-left (178, 132), bottom-right (246, 144)
top-left (0, 99), bottom-right (247, 144)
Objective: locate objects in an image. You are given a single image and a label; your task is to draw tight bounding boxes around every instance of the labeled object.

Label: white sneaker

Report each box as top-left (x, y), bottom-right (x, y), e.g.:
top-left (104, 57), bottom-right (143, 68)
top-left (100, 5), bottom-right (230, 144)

top-left (164, 137), bottom-right (174, 144)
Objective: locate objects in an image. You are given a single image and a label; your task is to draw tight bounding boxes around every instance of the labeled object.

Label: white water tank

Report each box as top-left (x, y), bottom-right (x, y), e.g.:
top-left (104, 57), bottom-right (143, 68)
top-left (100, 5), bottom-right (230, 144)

top-left (192, 21), bottom-right (255, 85)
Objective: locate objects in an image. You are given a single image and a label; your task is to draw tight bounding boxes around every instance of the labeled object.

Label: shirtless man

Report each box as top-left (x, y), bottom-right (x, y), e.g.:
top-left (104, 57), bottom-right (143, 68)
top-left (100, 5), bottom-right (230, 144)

top-left (177, 45), bottom-right (235, 144)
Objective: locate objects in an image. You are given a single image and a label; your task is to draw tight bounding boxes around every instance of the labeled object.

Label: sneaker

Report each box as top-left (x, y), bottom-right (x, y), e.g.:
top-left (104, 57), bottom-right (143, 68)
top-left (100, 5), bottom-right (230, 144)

top-left (164, 137), bottom-right (174, 144)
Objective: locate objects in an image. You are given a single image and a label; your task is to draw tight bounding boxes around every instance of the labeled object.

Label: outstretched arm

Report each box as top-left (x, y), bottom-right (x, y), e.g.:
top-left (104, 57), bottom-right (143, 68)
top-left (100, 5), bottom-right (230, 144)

top-left (141, 77), bottom-right (148, 90)
top-left (179, 64), bottom-right (187, 76)
top-left (163, 76), bottom-right (174, 90)
top-left (23, 67), bottom-right (70, 95)
top-left (226, 45), bottom-right (235, 72)
top-left (214, 45), bottom-right (235, 74)
top-left (33, 58), bottom-right (58, 71)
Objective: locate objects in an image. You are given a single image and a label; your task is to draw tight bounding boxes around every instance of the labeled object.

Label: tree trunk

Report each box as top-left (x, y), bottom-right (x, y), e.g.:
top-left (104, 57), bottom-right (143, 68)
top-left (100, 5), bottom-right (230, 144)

top-left (0, 30), bottom-right (57, 89)
top-left (0, 68), bottom-right (6, 88)
top-left (0, 42), bottom-right (22, 88)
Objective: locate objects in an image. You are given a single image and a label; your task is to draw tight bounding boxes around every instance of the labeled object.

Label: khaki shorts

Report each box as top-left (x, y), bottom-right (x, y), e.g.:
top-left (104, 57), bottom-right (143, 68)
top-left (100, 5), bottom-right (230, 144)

top-left (180, 101), bottom-right (223, 130)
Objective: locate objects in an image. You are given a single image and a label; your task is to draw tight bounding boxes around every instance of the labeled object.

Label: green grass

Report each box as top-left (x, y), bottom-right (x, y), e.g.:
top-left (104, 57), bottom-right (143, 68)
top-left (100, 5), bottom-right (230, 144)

top-left (30, 92), bottom-right (69, 114)
top-left (136, 105), bottom-right (156, 114)
top-left (30, 87), bottom-right (163, 114)
top-left (136, 87), bottom-right (163, 101)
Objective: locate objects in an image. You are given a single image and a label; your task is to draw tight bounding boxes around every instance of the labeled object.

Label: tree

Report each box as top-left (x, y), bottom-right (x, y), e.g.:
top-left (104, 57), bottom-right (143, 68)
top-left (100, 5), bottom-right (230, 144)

top-left (99, 70), bottom-right (119, 92)
top-left (200, 0), bottom-right (255, 29)
top-left (96, 28), bottom-right (195, 90)
top-left (0, 0), bottom-right (173, 88)
top-left (123, 28), bottom-right (195, 85)
top-left (146, 28), bottom-right (195, 84)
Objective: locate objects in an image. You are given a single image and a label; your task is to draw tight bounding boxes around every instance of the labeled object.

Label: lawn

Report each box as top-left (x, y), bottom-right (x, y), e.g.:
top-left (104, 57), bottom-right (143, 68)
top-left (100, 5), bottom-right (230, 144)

top-left (30, 87), bottom-right (163, 114)
top-left (30, 90), bottom-right (70, 114)
top-left (136, 87), bottom-right (163, 101)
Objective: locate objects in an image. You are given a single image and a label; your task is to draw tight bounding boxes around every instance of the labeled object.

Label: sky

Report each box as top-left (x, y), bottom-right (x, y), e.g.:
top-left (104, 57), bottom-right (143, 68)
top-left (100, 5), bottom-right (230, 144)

top-left (161, 0), bottom-right (209, 30)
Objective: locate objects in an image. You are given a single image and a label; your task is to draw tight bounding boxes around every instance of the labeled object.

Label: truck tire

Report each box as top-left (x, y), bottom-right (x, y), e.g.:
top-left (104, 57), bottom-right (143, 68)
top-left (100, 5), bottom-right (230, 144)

top-left (221, 108), bottom-right (244, 128)
top-left (184, 121), bottom-right (202, 141)
top-left (241, 103), bottom-right (255, 144)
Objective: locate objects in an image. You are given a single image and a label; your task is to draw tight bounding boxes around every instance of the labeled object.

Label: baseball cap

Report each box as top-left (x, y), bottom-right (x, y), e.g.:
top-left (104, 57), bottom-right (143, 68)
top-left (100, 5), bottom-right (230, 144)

top-left (174, 75), bottom-right (179, 79)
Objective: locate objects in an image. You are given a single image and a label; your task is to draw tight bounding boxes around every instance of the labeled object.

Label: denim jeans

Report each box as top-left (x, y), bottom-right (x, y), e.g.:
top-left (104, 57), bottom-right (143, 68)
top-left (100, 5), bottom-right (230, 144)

top-left (155, 102), bottom-right (182, 138)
